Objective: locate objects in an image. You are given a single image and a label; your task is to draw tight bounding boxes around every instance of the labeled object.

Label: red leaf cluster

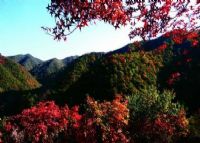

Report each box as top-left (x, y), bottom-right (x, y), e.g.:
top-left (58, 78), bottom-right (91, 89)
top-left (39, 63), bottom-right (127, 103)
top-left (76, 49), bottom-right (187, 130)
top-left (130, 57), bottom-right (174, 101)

top-left (1, 96), bottom-right (129, 143)
top-left (167, 72), bottom-right (181, 85)
top-left (0, 55), bottom-right (5, 65)
top-left (141, 110), bottom-right (188, 142)
top-left (46, 0), bottom-right (200, 41)
top-left (164, 30), bottom-right (200, 46)
top-left (0, 94), bottom-right (189, 142)
top-left (75, 95), bottom-right (129, 143)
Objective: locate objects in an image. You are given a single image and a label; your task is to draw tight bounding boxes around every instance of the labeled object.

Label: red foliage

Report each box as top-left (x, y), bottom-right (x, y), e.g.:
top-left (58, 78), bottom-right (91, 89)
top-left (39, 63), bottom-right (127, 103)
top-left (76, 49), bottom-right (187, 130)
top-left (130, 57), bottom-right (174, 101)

top-left (0, 95), bottom-right (189, 142)
top-left (162, 30), bottom-right (200, 87)
top-left (119, 55), bottom-right (126, 63)
top-left (167, 72), bottom-right (181, 85)
top-left (158, 43), bottom-right (168, 52)
top-left (0, 55), bottom-right (5, 65)
top-left (1, 96), bottom-right (129, 143)
top-left (74, 95), bottom-right (130, 143)
top-left (192, 40), bottom-right (199, 46)
top-left (46, 0), bottom-right (200, 41)
top-left (132, 41), bottom-right (141, 49)
top-left (2, 101), bottom-right (74, 142)
top-left (185, 58), bottom-right (192, 63)
top-left (138, 110), bottom-right (188, 142)
top-left (164, 30), bottom-right (200, 46)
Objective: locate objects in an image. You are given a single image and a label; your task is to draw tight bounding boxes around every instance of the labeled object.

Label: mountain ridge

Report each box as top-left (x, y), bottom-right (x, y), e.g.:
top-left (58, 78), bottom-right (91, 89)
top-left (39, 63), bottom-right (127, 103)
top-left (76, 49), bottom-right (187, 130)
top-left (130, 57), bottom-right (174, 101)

top-left (8, 54), bottom-right (78, 83)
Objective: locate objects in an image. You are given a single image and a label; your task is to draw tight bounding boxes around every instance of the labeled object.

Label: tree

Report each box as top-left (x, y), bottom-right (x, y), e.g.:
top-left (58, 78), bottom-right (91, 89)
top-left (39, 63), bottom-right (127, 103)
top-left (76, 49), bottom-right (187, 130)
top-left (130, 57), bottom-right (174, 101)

top-left (45, 0), bottom-right (200, 41)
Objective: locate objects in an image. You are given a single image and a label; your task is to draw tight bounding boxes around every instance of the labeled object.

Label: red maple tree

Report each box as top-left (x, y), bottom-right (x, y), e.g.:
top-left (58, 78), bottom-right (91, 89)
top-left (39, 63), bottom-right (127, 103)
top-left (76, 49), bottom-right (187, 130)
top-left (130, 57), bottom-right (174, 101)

top-left (45, 0), bottom-right (200, 41)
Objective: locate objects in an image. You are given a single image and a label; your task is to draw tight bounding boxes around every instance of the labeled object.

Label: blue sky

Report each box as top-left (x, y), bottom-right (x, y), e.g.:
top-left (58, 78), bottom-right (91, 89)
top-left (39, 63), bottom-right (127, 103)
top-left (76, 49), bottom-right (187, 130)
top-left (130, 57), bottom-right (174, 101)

top-left (0, 0), bottom-right (135, 60)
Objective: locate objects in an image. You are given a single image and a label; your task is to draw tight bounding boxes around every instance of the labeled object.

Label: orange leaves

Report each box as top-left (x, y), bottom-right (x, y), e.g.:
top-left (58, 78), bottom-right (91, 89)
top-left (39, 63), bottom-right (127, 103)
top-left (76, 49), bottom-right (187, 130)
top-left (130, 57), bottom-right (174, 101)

top-left (177, 109), bottom-right (189, 129)
top-left (83, 95), bottom-right (129, 143)
top-left (86, 95), bottom-right (129, 125)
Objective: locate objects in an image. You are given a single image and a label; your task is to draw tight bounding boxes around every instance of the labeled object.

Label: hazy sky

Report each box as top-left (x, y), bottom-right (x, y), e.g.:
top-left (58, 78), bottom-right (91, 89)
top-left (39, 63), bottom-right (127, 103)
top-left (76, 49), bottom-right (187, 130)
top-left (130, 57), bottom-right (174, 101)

top-left (0, 0), bottom-right (135, 60)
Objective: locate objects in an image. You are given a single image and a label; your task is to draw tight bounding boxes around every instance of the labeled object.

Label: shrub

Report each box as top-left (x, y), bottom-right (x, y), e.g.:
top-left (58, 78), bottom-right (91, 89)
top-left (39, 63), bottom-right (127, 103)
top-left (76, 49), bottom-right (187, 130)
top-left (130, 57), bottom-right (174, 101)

top-left (1, 96), bottom-right (129, 143)
top-left (128, 85), bottom-right (189, 142)
top-left (1, 101), bottom-right (81, 143)
top-left (0, 91), bottom-right (189, 143)
top-left (76, 95), bottom-right (129, 143)
top-left (189, 111), bottom-right (200, 139)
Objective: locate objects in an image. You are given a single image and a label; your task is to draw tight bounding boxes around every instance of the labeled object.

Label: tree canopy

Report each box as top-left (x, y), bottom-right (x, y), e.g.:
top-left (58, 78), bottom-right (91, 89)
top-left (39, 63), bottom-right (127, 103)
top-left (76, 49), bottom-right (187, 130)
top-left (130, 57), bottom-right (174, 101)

top-left (45, 0), bottom-right (200, 41)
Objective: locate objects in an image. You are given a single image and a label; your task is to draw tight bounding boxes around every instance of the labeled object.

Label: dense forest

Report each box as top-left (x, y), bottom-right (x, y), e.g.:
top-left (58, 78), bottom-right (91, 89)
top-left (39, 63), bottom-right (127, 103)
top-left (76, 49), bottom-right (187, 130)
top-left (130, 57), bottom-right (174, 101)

top-left (0, 32), bottom-right (200, 142)
top-left (1, 0), bottom-right (200, 142)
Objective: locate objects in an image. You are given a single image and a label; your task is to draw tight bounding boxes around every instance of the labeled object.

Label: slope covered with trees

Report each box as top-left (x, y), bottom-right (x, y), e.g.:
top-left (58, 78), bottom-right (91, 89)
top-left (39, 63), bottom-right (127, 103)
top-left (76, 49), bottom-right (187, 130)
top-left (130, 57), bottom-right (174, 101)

top-left (1, 0), bottom-right (200, 142)
top-left (0, 32), bottom-right (200, 142)
top-left (8, 55), bottom-right (78, 83)
top-left (0, 55), bottom-right (40, 92)
top-left (46, 31), bottom-right (199, 110)
top-left (50, 51), bottom-right (163, 106)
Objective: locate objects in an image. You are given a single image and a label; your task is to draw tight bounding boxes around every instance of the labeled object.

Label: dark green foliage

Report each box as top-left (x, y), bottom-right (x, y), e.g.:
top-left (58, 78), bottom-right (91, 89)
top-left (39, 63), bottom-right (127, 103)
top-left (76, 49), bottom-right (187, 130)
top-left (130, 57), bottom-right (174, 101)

top-left (128, 86), bottom-right (186, 142)
top-left (128, 85), bottom-right (181, 120)
top-left (158, 44), bottom-right (200, 112)
top-left (48, 53), bottom-right (104, 105)
top-left (189, 112), bottom-right (200, 140)
top-left (0, 87), bottom-right (49, 117)
top-left (54, 53), bottom-right (103, 88)
top-left (49, 51), bottom-right (163, 106)
top-left (83, 52), bottom-right (163, 99)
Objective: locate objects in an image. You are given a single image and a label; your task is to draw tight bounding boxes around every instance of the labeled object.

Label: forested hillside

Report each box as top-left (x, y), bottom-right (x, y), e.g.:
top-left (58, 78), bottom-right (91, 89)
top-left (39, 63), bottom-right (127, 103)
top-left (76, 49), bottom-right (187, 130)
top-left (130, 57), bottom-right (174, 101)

top-left (0, 33), bottom-right (200, 142)
top-left (0, 55), bottom-right (40, 92)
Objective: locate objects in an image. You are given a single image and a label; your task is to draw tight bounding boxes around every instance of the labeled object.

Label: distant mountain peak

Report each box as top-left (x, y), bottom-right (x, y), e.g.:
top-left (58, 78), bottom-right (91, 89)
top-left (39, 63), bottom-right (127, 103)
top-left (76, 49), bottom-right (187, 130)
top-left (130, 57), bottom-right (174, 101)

top-left (7, 54), bottom-right (78, 83)
top-left (8, 54), bottom-right (43, 71)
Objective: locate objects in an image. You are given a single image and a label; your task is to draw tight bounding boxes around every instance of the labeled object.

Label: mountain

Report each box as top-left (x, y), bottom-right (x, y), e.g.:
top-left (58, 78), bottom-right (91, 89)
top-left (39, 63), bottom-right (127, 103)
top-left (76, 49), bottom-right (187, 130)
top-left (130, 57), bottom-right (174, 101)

top-left (4, 32), bottom-right (200, 111)
top-left (31, 58), bottom-right (65, 81)
top-left (8, 54), bottom-right (78, 83)
top-left (63, 56), bottom-right (78, 65)
top-left (8, 54), bottom-right (43, 71)
top-left (47, 51), bottom-right (162, 105)
top-left (30, 56), bottom-right (78, 82)
top-left (45, 32), bottom-right (200, 112)
top-left (0, 55), bottom-right (40, 92)
top-left (107, 36), bottom-right (168, 55)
